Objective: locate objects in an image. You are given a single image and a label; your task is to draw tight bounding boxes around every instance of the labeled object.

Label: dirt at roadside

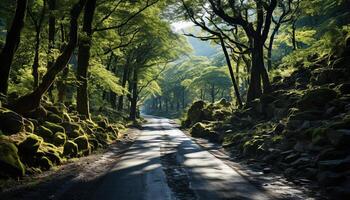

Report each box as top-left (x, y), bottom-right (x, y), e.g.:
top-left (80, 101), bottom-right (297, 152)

top-left (0, 129), bottom-right (139, 200)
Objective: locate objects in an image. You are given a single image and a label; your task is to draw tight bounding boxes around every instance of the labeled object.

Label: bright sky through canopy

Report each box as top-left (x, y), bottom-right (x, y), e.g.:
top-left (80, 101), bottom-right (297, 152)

top-left (171, 21), bottom-right (193, 32)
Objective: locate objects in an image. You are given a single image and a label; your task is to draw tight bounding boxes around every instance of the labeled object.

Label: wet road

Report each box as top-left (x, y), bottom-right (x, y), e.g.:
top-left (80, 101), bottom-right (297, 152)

top-left (91, 117), bottom-right (271, 200)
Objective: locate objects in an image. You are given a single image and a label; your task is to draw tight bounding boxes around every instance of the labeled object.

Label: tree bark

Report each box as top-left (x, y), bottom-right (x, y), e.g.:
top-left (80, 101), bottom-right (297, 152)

top-left (129, 67), bottom-right (138, 121)
top-left (76, 0), bottom-right (97, 119)
top-left (47, 0), bottom-right (56, 97)
top-left (117, 62), bottom-right (129, 111)
top-left (8, 0), bottom-right (87, 114)
top-left (32, 27), bottom-right (41, 88)
top-left (219, 36), bottom-right (243, 107)
top-left (0, 0), bottom-right (28, 94)
top-left (267, 24), bottom-right (280, 71)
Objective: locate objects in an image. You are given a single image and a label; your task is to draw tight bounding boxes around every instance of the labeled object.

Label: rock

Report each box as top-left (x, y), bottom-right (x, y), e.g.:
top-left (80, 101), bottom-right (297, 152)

top-left (18, 134), bottom-right (43, 155)
top-left (74, 135), bottom-right (91, 155)
top-left (47, 113), bottom-right (63, 123)
top-left (45, 106), bottom-right (61, 116)
top-left (263, 167), bottom-right (272, 174)
top-left (317, 171), bottom-right (345, 186)
top-left (0, 108), bottom-right (24, 135)
top-left (43, 121), bottom-right (65, 134)
top-left (318, 157), bottom-right (350, 172)
top-left (88, 138), bottom-right (99, 151)
top-left (0, 139), bottom-right (25, 177)
top-left (327, 129), bottom-right (350, 148)
top-left (317, 148), bottom-right (348, 161)
top-left (23, 119), bottom-right (35, 133)
top-left (310, 128), bottom-right (330, 146)
top-left (38, 156), bottom-right (53, 170)
top-left (26, 105), bottom-right (48, 119)
top-left (53, 132), bottom-right (67, 147)
top-left (288, 110), bottom-right (325, 121)
top-left (284, 152), bottom-right (300, 163)
top-left (37, 126), bottom-right (54, 141)
top-left (290, 156), bottom-right (311, 167)
top-left (61, 122), bottom-right (82, 138)
top-left (63, 140), bottom-right (78, 158)
top-left (338, 83), bottom-right (350, 95)
top-left (298, 88), bottom-right (338, 110)
top-left (186, 100), bottom-right (206, 126)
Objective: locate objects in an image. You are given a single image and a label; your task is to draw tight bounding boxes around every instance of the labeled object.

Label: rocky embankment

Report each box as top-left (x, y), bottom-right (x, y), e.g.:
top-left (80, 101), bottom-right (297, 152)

top-left (182, 39), bottom-right (350, 199)
top-left (0, 98), bottom-right (124, 180)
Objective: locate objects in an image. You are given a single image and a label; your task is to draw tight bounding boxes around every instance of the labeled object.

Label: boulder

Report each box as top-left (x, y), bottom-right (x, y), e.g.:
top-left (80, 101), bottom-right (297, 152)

top-left (47, 113), bottom-right (63, 123)
top-left (338, 83), bottom-right (350, 95)
top-left (297, 88), bottom-right (338, 110)
top-left (39, 143), bottom-right (62, 165)
top-left (327, 129), bottom-right (350, 148)
top-left (18, 134), bottom-right (43, 155)
top-left (53, 132), bottom-right (67, 147)
top-left (74, 135), bottom-right (91, 155)
top-left (26, 105), bottom-right (48, 119)
top-left (23, 119), bottom-right (35, 133)
top-left (61, 122), bottom-right (82, 138)
top-left (38, 156), bottom-right (53, 170)
top-left (317, 171), bottom-right (345, 186)
top-left (37, 126), bottom-right (54, 141)
top-left (43, 121), bottom-right (65, 134)
top-left (63, 140), bottom-right (78, 158)
top-left (318, 157), bottom-right (350, 172)
top-left (0, 108), bottom-right (24, 135)
top-left (0, 139), bottom-right (25, 177)
top-left (288, 110), bottom-right (325, 121)
top-left (186, 100), bottom-right (206, 126)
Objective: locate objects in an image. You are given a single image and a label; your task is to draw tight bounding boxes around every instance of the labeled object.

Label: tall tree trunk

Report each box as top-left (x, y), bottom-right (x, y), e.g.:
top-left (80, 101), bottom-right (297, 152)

top-left (47, 0), bottom-right (56, 97)
top-left (129, 67), bottom-right (138, 121)
top-left (32, 27), bottom-right (41, 88)
top-left (182, 87), bottom-right (185, 109)
top-left (267, 24), bottom-right (280, 71)
top-left (117, 63), bottom-right (129, 111)
top-left (9, 0), bottom-right (86, 114)
top-left (219, 35), bottom-right (243, 107)
top-left (211, 84), bottom-right (215, 103)
top-left (0, 0), bottom-right (28, 94)
top-left (57, 67), bottom-right (69, 102)
top-left (77, 0), bottom-right (97, 119)
top-left (247, 38), bottom-right (271, 103)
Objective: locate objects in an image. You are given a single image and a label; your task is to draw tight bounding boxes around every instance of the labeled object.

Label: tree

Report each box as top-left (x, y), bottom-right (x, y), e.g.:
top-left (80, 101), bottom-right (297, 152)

top-left (8, 0), bottom-right (87, 113)
top-left (0, 0), bottom-right (28, 95)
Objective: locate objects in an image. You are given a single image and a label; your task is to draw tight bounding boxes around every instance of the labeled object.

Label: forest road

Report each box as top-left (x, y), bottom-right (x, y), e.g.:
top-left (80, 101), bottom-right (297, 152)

top-left (91, 116), bottom-right (272, 200)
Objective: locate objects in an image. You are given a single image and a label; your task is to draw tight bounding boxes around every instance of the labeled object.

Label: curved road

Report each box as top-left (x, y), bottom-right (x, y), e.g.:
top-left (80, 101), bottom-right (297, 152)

top-left (91, 116), bottom-right (271, 200)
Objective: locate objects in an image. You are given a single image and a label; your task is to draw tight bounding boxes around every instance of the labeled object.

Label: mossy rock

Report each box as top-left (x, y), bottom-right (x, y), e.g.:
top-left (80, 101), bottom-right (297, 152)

top-left (0, 108), bottom-right (24, 135)
top-left (47, 113), bottom-right (63, 123)
top-left (63, 112), bottom-right (72, 122)
top-left (61, 122), bottom-right (82, 138)
top-left (38, 156), bottom-right (53, 170)
top-left (186, 100), bottom-right (206, 126)
top-left (298, 88), bottom-right (337, 110)
top-left (38, 143), bottom-right (62, 165)
top-left (74, 135), bottom-right (91, 155)
top-left (53, 132), bottom-right (67, 147)
top-left (37, 126), bottom-right (54, 141)
top-left (43, 121), bottom-right (65, 134)
top-left (63, 140), bottom-right (78, 158)
top-left (288, 110), bottom-right (325, 121)
top-left (88, 138), bottom-right (99, 151)
top-left (0, 138), bottom-right (25, 177)
top-left (26, 105), bottom-right (48, 119)
top-left (45, 106), bottom-right (61, 116)
top-left (310, 128), bottom-right (330, 146)
top-left (23, 119), bottom-right (35, 133)
top-left (242, 137), bottom-right (265, 156)
top-left (18, 134), bottom-right (43, 155)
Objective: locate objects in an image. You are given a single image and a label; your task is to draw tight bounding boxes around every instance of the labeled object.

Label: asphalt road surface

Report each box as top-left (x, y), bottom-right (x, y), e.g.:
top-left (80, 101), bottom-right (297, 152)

top-left (91, 116), bottom-right (272, 200)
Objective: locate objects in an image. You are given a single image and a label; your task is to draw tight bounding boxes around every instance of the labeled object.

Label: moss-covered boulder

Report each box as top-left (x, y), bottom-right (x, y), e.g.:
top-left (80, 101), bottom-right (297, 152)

top-left (43, 121), bottom-right (65, 134)
top-left (18, 134), bottom-right (43, 155)
top-left (61, 122), bottom-right (82, 138)
top-left (38, 143), bottom-right (62, 165)
top-left (47, 113), bottom-right (63, 123)
top-left (190, 122), bottom-right (219, 142)
top-left (63, 140), bottom-right (78, 158)
top-left (0, 108), bottom-right (24, 135)
top-left (186, 100), bottom-right (206, 126)
top-left (74, 135), bottom-right (91, 155)
top-left (0, 139), bottom-right (25, 177)
top-left (53, 132), bottom-right (67, 147)
top-left (298, 88), bottom-right (337, 110)
top-left (26, 105), bottom-right (48, 119)
top-left (288, 110), bottom-right (325, 121)
top-left (88, 138), bottom-right (99, 151)
top-left (337, 83), bottom-right (350, 95)
top-left (23, 119), bottom-right (35, 133)
top-left (38, 156), bottom-right (53, 170)
top-left (37, 125), bottom-right (54, 142)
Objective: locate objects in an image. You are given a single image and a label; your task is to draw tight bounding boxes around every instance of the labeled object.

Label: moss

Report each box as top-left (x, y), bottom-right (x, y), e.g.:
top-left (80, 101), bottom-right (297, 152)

top-left (43, 121), bottom-right (65, 134)
top-left (298, 88), bottom-right (337, 109)
top-left (38, 156), bottom-right (53, 170)
top-left (38, 143), bottom-right (62, 165)
top-left (63, 140), bottom-right (78, 158)
top-left (88, 138), bottom-right (99, 151)
top-left (53, 132), bottom-right (67, 147)
top-left (37, 126), bottom-right (54, 141)
top-left (61, 122), bottom-right (82, 138)
top-left (0, 138), bottom-right (25, 177)
top-left (74, 135), bottom-right (91, 155)
top-left (18, 134), bottom-right (43, 155)
top-left (23, 119), bottom-right (35, 133)
top-left (310, 128), bottom-right (330, 146)
top-left (0, 108), bottom-right (24, 135)
top-left (47, 113), bottom-right (63, 123)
